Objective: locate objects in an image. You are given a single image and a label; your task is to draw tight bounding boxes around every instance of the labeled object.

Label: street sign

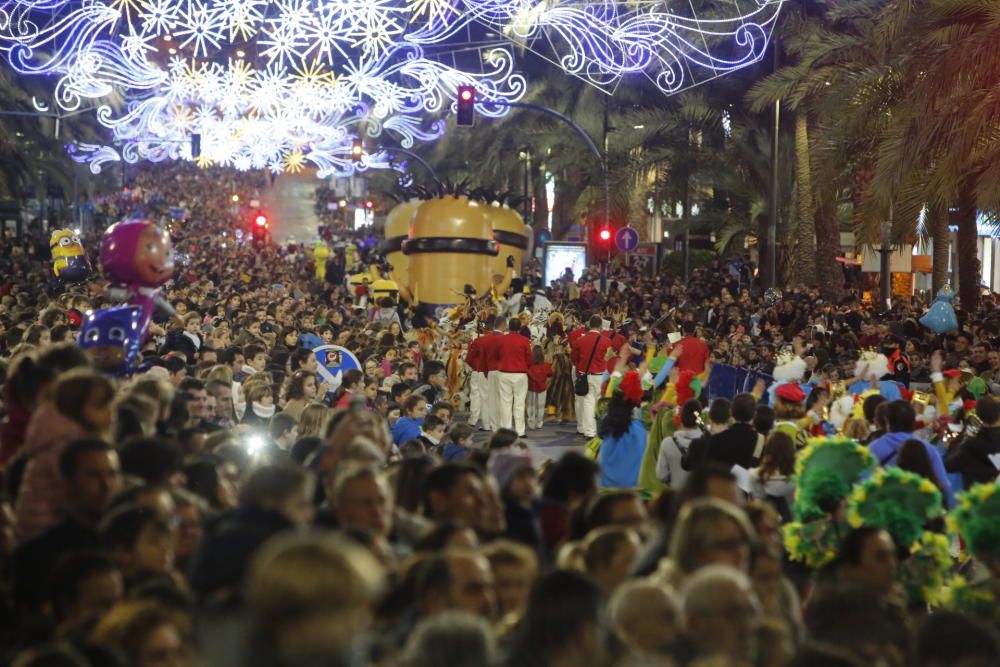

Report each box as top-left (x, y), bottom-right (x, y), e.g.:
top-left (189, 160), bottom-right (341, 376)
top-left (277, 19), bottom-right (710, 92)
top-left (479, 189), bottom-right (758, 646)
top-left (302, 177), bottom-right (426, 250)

top-left (615, 226), bottom-right (639, 252)
top-left (629, 243), bottom-right (659, 276)
top-left (313, 344), bottom-right (362, 392)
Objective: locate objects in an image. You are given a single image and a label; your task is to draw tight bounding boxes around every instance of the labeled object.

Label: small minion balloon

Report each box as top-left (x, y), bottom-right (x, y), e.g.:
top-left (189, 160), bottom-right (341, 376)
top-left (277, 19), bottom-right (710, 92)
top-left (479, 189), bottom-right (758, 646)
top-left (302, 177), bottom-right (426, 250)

top-left (50, 229), bottom-right (91, 282)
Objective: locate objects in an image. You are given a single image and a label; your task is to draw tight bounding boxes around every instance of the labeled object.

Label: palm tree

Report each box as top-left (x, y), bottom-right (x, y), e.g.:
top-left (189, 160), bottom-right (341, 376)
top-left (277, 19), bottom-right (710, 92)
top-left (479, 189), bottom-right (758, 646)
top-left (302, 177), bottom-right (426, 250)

top-left (860, 0), bottom-right (1000, 310)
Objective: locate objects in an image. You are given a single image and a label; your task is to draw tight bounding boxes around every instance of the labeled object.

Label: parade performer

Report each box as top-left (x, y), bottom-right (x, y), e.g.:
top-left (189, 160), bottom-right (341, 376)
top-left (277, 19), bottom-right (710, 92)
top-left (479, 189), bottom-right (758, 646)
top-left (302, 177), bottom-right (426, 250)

top-left (767, 348), bottom-right (813, 406)
top-left (848, 467), bottom-right (948, 606)
top-left (848, 350), bottom-right (903, 401)
top-left (597, 371), bottom-right (648, 489)
top-left (949, 481), bottom-right (1000, 625)
top-left (784, 437), bottom-right (875, 568)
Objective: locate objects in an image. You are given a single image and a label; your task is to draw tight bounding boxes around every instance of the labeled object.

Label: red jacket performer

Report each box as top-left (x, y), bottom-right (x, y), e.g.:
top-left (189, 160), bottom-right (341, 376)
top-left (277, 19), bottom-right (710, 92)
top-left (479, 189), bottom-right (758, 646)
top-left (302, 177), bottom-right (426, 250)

top-left (465, 330), bottom-right (491, 430)
top-left (494, 317), bottom-right (533, 436)
top-left (480, 316), bottom-right (507, 431)
top-left (571, 315), bottom-right (612, 438)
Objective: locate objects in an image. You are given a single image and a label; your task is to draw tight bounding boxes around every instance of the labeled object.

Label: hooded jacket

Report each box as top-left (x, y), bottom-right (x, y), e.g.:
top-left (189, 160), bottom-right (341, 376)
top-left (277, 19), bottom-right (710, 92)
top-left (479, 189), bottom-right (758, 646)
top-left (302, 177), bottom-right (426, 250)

top-left (656, 428), bottom-right (702, 488)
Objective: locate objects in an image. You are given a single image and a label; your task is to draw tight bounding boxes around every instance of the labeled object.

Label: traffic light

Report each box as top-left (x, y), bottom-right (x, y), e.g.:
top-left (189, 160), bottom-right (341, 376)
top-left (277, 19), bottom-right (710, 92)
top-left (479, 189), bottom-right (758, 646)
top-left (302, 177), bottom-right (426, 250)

top-left (456, 85), bottom-right (475, 127)
top-left (596, 224), bottom-right (613, 263)
top-left (252, 212), bottom-right (269, 248)
top-left (364, 199), bottom-right (374, 210)
top-left (255, 213), bottom-right (268, 229)
top-left (351, 137), bottom-right (364, 162)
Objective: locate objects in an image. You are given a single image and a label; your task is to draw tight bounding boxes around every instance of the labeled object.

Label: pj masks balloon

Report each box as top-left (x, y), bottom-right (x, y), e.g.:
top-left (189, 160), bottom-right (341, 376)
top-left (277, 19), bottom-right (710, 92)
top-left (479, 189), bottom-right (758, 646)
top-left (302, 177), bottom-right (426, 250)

top-left (78, 306), bottom-right (143, 375)
top-left (920, 287), bottom-right (959, 335)
top-left (101, 219), bottom-right (174, 287)
top-left (50, 229), bottom-right (91, 282)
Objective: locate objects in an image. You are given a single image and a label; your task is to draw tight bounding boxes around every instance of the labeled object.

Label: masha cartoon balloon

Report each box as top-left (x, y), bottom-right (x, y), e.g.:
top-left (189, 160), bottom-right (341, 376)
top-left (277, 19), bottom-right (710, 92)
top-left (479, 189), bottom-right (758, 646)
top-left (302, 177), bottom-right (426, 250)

top-left (49, 229), bottom-right (91, 282)
top-left (100, 219), bottom-right (175, 341)
top-left (101, 219), bottom-right (174, 287)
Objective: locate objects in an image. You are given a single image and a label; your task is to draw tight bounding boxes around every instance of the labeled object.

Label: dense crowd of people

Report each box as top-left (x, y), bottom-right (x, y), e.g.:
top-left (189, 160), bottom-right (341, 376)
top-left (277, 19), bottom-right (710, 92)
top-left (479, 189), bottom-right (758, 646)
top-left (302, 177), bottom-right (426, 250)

top-left (2, 161), bottom-right (1000, 667)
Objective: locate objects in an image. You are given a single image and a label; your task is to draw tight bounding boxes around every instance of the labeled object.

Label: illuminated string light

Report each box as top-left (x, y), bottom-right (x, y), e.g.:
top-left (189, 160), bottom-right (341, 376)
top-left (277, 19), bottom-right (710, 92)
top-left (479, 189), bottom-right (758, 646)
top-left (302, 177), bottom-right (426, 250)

top-left (2, 0), bottom-right (782, 174)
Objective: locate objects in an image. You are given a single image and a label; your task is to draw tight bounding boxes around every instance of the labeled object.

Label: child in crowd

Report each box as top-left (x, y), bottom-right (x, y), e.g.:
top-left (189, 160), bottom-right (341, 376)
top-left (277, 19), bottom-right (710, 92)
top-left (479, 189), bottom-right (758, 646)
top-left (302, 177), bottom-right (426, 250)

top-left (527, 345), bottom-right (553, 431)
top-left (440, 423), bottom-right (475, 462)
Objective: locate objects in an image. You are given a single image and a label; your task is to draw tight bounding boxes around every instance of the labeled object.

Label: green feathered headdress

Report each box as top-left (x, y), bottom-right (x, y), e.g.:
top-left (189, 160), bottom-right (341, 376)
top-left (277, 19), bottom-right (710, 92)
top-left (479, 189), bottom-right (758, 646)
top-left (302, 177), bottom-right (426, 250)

top-left (949, 482), bottom-right (1000, 560)
top-left (792, 436), bottom-right (876, 522)
top-left (848, 467), bottom-right (943, 548)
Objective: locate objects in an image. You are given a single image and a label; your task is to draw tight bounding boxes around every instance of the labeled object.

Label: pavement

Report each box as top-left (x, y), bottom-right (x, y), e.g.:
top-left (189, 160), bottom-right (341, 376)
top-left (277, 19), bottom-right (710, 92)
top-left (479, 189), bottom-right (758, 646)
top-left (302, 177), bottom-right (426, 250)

top-left (466, 418), bottom-right (587, 465)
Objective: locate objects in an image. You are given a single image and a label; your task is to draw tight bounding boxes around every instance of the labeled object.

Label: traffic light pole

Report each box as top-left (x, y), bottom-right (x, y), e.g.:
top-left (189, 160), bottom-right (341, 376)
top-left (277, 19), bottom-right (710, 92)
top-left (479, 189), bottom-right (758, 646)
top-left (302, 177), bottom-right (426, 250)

top-left (473, 99), bottom-right (610, 288)
top-left (382, 146), bottom-right (441, 185)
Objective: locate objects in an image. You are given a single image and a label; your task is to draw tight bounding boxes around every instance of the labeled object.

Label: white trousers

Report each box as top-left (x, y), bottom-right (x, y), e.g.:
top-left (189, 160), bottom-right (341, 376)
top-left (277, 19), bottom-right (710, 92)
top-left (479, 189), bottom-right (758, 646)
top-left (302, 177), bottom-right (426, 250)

top-left (527, 390), bottom-right (547, 430)
top-left (468, 371), bottom-right (487, 428)
top-left (574, 374), bottom-right (604, 438)
top-left (486, 371), bottom-right (502, 430)
top-left (497, 372), bottom-right (528, 436)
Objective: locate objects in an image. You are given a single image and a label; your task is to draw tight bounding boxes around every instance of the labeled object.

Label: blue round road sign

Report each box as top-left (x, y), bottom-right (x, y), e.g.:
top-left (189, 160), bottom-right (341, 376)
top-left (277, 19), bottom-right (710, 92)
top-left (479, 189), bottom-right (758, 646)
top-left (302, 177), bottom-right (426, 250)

top-left (615, 226), bottom-right (639, 252)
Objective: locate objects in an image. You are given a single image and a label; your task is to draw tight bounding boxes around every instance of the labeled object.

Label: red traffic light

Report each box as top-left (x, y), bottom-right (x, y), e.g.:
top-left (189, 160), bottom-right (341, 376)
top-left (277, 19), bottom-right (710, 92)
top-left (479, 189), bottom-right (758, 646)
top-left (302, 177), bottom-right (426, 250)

top-left (456, 85), bottom-right (475, 126)
top-left (255, 214), bottom-right (268, 228)
top-left (599, 228), bottom-right (611, 241)
top-left (364, 200), bottom-right (374, 209)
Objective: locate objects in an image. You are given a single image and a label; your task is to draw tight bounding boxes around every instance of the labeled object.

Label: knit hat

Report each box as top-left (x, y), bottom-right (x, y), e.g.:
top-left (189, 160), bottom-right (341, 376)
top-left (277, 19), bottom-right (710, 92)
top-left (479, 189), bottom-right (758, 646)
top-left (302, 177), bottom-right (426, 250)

top-left (489, 450), bottom-right (534, 491)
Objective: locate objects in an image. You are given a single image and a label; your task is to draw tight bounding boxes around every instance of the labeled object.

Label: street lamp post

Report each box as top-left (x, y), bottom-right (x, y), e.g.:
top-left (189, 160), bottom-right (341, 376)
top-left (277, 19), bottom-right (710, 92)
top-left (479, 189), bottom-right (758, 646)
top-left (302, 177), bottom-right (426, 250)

top-left (879, 220), bottom-right (892, 312)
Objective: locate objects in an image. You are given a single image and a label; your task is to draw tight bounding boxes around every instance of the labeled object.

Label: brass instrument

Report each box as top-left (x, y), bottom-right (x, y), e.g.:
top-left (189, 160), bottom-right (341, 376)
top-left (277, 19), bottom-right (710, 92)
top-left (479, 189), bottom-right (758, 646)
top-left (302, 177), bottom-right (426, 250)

top-left (829, 381), bottom-right (847, 401)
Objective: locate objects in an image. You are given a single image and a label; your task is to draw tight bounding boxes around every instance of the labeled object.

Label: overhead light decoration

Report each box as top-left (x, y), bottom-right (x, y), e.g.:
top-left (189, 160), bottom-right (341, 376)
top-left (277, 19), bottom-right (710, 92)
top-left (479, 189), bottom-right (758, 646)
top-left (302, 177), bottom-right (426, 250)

top-left (1, 0), bottom-right (782, 176)
top-left (467, 0), bottom-right (784, 95)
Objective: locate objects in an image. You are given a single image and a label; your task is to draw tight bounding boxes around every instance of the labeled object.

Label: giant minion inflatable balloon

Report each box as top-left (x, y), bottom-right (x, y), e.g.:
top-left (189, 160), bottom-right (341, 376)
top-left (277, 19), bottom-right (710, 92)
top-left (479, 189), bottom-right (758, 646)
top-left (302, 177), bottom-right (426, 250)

top-left (50, 229), bottom-right (91, 283)
top-left (486, 203), bottom-right (530, 280)
top-left (380, 198), bottom-right (420, 289)
top-left (402, 195), bottom-right (498, 311)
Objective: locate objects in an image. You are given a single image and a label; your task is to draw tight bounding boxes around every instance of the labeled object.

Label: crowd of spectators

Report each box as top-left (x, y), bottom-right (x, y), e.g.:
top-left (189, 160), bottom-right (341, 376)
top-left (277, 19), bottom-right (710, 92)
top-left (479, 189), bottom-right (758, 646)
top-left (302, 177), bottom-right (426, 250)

top-left (0, 161), bottom-right (1000, 667)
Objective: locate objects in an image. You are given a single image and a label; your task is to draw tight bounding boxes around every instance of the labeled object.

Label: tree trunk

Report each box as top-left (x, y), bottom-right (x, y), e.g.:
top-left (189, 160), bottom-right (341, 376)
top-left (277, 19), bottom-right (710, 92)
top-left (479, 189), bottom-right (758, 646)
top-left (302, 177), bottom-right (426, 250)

top-left (929, 202), bottom-right (950, 295)
top-left (814, 187), bottom-right (844, 302)
top-left (757, 212), bottom-right (770, 286)
top-left (532, 161), bottom-right (548, 231)
top-left (956, 183), bottom-right (980, 311)
top-left (792, 110), bottom-right (816, 286)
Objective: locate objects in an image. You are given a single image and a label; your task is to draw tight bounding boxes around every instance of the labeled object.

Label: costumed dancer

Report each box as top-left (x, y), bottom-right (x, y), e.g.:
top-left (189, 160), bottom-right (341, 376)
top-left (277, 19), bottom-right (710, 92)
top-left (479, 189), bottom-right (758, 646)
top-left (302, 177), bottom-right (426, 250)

top-left (597, 371), bottom-right (648, 489)
top-left (847, 467), bottom-right (949, 607)
top-left (848, 350), bottom-right (903, 401)
top-left (773, 384), bottom-right (810, 448)
top-left (767, 349), bottom-right (813, 407)
top-left (784, 437), bottom-right (876, 569)
top-left (949, 481), bottom-right (1000, 625)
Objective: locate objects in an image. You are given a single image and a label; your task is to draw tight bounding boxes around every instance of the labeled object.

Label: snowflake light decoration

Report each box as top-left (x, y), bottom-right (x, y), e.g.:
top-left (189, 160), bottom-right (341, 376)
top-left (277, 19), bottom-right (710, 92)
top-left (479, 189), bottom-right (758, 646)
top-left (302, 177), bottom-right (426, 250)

top-left (0, 0), bottom-right (784, 175)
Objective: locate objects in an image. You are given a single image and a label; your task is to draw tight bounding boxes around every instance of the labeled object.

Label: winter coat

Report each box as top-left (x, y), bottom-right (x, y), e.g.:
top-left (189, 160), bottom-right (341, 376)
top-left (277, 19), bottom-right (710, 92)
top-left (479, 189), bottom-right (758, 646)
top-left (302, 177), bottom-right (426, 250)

top-left (189, 506), bottom-right (295, 603)
top-left (15, 404), bottom-right (90, 539)
top-left (705, 422), bottom-right (763, 470)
